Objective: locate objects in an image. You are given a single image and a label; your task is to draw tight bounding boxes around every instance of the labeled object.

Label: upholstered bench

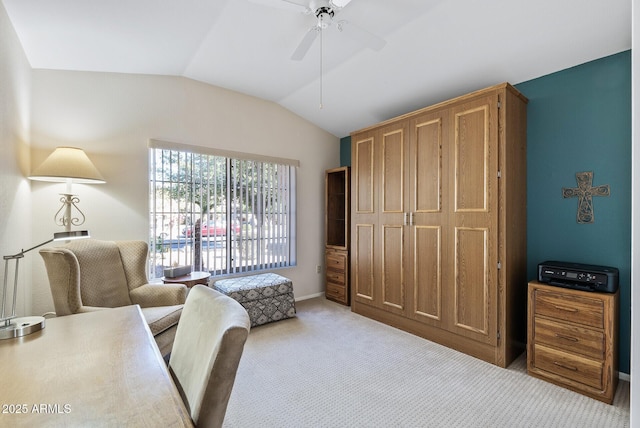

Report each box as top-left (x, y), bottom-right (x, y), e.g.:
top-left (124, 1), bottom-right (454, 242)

top-left (213, 273), bottom-right (296, 327)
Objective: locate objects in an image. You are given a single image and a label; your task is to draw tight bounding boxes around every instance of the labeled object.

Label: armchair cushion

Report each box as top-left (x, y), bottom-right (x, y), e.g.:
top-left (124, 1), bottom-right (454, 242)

top-left (130, 283), bottom-right (187, 308)
top-left (141, 305), bottom-right (184, 336)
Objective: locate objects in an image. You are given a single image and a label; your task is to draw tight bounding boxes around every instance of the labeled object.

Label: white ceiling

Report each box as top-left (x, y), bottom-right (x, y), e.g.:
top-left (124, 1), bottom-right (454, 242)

top-left (2, 0), bottom-right (632, 137)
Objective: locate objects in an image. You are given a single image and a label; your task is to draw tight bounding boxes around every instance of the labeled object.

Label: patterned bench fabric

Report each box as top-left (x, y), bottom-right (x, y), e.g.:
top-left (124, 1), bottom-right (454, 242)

top-left (213, 273), bottom-right (296, 327)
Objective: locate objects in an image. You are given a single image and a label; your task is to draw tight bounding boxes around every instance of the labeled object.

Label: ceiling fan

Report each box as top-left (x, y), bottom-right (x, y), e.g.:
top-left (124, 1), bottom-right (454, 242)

top-left (250, 0), bottom-right (387, 61)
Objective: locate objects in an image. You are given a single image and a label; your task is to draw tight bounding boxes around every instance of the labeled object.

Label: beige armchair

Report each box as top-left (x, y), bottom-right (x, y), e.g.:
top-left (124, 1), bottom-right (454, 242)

top-left (39, 239), bottom-right (187, 356)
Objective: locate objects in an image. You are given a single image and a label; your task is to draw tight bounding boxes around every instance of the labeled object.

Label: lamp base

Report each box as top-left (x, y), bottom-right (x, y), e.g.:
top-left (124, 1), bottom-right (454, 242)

top-left (0, 316), bottom-right (45, 340)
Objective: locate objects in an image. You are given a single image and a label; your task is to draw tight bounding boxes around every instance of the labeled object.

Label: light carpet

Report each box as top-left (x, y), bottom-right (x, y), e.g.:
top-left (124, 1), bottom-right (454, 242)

top-left (223, 297), bottom-right (630, 428)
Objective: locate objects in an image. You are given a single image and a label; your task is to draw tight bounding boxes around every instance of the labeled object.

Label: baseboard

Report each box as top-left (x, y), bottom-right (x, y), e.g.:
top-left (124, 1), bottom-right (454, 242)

top-left (296, 292), bottom-right (324, 301)
top-left (620, 372), bottom-right (630, 382)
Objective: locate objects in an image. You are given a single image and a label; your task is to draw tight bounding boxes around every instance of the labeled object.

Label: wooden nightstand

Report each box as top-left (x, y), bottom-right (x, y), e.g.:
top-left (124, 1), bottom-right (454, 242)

top-left (527, 281), bottom-right (619, 404)
top-left (162, 271), bottom-right (210, 288)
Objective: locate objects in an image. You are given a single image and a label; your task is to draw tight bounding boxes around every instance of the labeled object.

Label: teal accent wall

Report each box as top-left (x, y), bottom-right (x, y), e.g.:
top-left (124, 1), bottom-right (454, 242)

top-left (516, 50), bottom-right (631, 373)
top-left (340, 136), bottom-right (351, 167)
top-left (340, 50), bottom-right (631, 373)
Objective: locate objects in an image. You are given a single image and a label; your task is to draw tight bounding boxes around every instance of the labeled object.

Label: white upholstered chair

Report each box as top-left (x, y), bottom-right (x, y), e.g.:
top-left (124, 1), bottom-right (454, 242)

top-left (169, 285), bottom-right (250, 428)
top-left (39, 239), bottom-right (187, 356)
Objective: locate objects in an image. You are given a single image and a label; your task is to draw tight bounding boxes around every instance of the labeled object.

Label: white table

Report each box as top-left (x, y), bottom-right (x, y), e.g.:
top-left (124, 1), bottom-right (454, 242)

top-left (0, 305), bottom-right (193, 427)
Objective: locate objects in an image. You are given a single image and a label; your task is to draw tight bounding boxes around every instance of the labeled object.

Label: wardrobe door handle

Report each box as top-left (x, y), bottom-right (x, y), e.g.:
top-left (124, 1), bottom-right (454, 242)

top-left (403, 212), bottom-right (408, 226)
top-left (409, 212), bottom-right (414, 226)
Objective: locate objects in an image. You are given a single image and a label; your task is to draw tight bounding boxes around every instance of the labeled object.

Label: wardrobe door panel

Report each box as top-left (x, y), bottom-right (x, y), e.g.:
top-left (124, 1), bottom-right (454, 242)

top-left (449, 94), bottom-right (498, 346)
top-left (382, 129), bottom-right (405, 213)
top-left (382, 224), bottom-right (405, 312)
top-left (409, 110), bottom-right (448, 328)
top-left (352, 132), bottom-right (379, 306)
top-left (354, 224), bottom-right (375, 302)
top-left (454, 227), bottom-right (491, 336)
top-left (355, 137), bottom-right (375, 214)
top-left (413, 225), bottom-right (442, 322)
top-left (378, 122), bottom-right (408, 313)
top-left (414, 118), bottom-right (442, 213)
top-left (454, 104), bottom-right (490, 212)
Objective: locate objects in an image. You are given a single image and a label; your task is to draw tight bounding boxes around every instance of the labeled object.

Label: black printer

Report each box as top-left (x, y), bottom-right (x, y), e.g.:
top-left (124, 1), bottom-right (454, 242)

top-left (537, 260), bottom-right (619, 293)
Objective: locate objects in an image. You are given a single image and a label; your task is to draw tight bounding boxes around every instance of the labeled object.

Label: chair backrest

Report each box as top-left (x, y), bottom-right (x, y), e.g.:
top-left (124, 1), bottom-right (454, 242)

top-left (169, 285), bottom-right (250, 428)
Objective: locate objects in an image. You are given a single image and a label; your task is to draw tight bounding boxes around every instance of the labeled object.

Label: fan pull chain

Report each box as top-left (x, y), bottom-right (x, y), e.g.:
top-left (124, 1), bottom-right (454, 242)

top-left (319, 17), bottom-right (323, 110)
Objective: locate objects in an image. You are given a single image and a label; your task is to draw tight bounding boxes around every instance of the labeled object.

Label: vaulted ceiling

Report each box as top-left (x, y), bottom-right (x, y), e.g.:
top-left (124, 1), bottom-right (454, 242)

top-left (2, 0), bottom-right (632, 137)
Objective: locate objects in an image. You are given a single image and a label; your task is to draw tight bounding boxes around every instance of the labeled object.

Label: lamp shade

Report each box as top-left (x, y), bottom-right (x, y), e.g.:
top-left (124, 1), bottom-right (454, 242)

top-left (29, 147), bottom-right (105, 184)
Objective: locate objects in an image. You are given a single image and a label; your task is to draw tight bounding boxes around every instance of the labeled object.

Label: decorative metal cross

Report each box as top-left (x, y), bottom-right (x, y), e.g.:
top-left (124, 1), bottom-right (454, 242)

top-left (562, 171), bottom-right (610, 224)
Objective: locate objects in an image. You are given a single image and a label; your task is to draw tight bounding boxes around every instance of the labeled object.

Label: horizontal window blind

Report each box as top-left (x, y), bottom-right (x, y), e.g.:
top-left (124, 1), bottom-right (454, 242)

top-left (149, 142), bottom-right (297, 279)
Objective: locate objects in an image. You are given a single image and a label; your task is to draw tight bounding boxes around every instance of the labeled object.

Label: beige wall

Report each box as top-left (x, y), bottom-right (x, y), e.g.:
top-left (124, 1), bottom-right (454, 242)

top-left (0, 4), bottom-right (32, 317)
top-left (28, 70), bottom-right (340, 316)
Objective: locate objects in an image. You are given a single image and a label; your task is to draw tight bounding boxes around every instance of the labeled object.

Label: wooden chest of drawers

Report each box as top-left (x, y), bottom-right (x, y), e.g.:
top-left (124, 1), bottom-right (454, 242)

top-left (527, 281), bottom-right (619, 403)
top-left (325, 166), bottom-right (350, 306)
top-left (325, 249), bottom-right (349, 305)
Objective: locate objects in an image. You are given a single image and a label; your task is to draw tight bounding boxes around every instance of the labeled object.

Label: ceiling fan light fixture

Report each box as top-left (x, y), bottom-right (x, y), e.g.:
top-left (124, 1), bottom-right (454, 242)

top-left (316, 8), bottom-right (333, 28)
top-left (330, 0), bottom-right (352, 8)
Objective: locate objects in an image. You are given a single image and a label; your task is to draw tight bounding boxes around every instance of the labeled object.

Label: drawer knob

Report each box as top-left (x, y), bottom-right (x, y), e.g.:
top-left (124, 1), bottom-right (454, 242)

top-left (555, 333), bottom-right (579, 342)
top-left (553, 361), bottom-right (578, 371)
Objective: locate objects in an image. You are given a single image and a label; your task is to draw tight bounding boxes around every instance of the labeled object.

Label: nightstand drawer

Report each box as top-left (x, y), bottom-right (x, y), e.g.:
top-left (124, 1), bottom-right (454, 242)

top-left (326, 270), bottom-right (346, 285)
top-left (326, 252), bottom-right (346, 271)
top-left (534, 343), bottom-right (603, 390)
top-left (534, 317), bottom-right (604, 359)
top-left (534, 288), bottom-right (604, 328)
top-left (326, 282), bottom-right (346, 302)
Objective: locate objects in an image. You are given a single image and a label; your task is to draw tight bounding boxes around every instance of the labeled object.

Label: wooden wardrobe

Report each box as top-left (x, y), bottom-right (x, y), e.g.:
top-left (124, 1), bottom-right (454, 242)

top-left (350, 83), bottom-right (527, 367)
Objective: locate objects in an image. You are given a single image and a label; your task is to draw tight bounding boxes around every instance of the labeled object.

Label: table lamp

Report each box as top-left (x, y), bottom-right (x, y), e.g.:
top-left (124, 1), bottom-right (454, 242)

top-left (29, 147), bottom-right (105, 232)
top-left (0, 230), bottom-right (90, 340)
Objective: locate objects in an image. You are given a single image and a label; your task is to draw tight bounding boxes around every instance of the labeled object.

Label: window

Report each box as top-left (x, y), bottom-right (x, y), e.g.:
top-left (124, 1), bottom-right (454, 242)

top-left (148, 140), bottom-right (297, 279)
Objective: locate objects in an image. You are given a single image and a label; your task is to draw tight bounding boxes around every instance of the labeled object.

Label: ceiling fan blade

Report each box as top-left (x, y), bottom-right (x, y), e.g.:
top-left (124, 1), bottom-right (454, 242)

top-left (291, 27), bottom-right (320, 61)
top-left (249, 0), bottom-right (311, 14)
top-left (337, 20), bottom-right (386, 52)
